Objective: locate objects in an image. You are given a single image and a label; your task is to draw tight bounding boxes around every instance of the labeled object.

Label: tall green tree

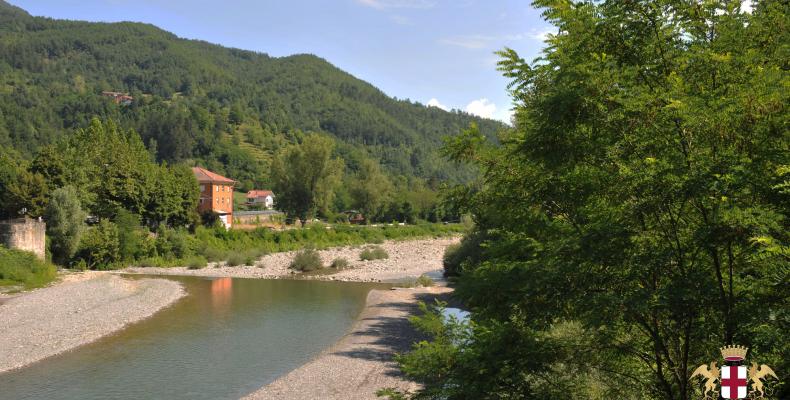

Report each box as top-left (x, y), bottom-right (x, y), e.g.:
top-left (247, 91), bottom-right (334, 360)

top-left (394, 1), bottom-right (789, 399)
top-left (0, 150), bottom-right (48, 218)
top-left (44, 186), bottom-right (87, 265)
top-left (348, 158), bottom-right (393, 221)
top-left (271, 134), bottom-right (344, 223)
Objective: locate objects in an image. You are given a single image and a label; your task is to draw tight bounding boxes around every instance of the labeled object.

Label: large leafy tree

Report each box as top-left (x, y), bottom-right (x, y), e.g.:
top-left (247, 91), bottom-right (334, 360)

top-left (45, 186), bottom-right (87, 265)
top-left (271, 134), bottom-right (344, 224)
top-left (395, 1), bottom-right (788, 399)
top-left (348, 158), bottom-right (393, 221)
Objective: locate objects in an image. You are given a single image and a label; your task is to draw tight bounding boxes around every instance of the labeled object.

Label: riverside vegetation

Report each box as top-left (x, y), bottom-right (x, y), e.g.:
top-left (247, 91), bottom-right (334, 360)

top-left (384, 2), bottom-right (789, 400)
top-left (0, 246), bottom-right (56, 290)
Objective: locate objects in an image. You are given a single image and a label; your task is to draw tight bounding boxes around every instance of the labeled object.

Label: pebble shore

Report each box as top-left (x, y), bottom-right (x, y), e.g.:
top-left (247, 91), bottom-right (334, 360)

top-left (122, 237), bottom-right (459, 283)
top-left (245, 286), bottom-right (453, 400)
top-left (0, 273), bottom-right (185, 373)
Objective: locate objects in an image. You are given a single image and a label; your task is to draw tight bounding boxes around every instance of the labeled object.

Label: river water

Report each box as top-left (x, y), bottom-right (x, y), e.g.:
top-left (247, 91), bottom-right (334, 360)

top-left (0, 276), bottom-right (388, 400)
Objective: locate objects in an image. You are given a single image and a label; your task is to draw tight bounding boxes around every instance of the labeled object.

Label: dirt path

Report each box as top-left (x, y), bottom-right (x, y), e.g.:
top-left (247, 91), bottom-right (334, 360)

top-left (0, 273), bottom-right (184, 373)
top-left (244, 286), bottom-right (453, 400)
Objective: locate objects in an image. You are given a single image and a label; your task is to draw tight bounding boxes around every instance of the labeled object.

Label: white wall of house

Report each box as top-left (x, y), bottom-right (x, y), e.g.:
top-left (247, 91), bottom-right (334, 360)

top-left (248, 195), bottom-right (275, 209)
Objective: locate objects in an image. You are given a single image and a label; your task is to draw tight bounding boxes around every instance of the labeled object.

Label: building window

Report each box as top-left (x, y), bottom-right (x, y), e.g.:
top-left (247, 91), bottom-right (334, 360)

top-left (200, 185), bottom-right (205, 192)
top-left (215, 186), bottom-right (219, 192)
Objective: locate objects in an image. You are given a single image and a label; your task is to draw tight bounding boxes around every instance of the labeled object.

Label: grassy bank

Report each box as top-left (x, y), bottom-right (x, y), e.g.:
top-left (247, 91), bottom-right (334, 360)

top-left (0, 246), bottom-right (57, 289)
top-left (135, 223), bottom-right (464, 269)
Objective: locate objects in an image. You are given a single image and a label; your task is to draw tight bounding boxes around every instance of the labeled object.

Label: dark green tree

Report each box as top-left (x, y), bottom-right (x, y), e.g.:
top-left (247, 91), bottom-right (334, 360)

top-left (393, 1), bottom-right (789, 399)
top-left (271, 134), bottom-right (344, 223)
top-left (44, 186), bottom-right (87, 265)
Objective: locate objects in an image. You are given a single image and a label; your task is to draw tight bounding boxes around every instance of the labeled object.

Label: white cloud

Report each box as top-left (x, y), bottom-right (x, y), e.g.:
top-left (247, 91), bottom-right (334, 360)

top-left (357, 0), bottom-right (436, 9)
top-left (465, 98), bottom-right (497, 119)
top-left (529, 27), bottom-right (554, 42)
top-left (427, 98), bottom-right (449, 111)
top-left (439, 31), bottom-right (547, 50)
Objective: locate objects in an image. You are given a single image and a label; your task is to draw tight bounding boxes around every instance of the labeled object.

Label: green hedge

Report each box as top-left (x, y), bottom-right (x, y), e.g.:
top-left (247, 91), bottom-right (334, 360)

top-left (0, 246), bottom-right (57, 289)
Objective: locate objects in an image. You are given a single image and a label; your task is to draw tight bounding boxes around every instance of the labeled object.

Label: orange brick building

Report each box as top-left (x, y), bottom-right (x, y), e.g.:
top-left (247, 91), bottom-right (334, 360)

top-left (192, 167), bottom-right (235, 228)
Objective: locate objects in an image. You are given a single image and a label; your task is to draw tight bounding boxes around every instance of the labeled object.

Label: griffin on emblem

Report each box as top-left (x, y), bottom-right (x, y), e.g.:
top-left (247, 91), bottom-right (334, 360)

top-left (691, 361), bottom-right (719, 399)
top-left (748, 362), bottom-right (778, 399)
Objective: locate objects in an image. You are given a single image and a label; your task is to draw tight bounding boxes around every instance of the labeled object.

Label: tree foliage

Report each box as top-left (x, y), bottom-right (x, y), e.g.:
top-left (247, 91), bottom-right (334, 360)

top-left (44, 186), bottom-right (87, 265)
top-left (0, 0), bottom-right (502, 187)
top-left (394, 1), bottom-right (789, 399)
top-left (271, 134), bottom-right (344, 223)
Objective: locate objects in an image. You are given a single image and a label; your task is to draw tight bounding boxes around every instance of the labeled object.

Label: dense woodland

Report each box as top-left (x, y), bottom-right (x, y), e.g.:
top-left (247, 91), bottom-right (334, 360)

top-left (0, 0), bottom-right (501, 192)
top-left (388, 1), bottom-right (789, 399)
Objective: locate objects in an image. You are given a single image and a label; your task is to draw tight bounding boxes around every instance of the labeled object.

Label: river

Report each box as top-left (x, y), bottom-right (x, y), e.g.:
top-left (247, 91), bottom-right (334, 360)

top-left (0, 276), bottom-right (389, 400)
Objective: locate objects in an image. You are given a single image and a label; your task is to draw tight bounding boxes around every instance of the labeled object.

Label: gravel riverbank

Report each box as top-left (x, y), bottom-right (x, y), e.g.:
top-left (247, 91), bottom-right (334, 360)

top-left (0, 273), bottom-right (185, 373)
top-left (245, 286), bottom-right (453, 400)
top-left (122, 237), bottom-right (459, 283)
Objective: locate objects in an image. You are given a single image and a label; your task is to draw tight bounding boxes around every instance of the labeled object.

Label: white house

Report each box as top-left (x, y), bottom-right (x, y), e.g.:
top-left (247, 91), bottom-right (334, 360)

top-left (246, 190), bottom-right (275, 209)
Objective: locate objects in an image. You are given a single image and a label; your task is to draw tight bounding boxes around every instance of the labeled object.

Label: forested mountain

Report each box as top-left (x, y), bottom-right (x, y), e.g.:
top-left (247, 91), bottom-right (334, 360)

top-left (0, 0), bottom-right (503, 189)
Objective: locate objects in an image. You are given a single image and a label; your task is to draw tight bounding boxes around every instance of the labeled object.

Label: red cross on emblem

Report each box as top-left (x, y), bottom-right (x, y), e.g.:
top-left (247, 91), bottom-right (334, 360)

top-left (720, 365), bottom-right (748, 399)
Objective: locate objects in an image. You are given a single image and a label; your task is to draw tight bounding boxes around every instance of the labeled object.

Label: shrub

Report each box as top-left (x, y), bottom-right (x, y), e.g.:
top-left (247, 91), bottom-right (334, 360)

top-left (416, 274), bottom-right (435, 287)
top-left (360, 245), bottom-right (388, 261)
top-left (75, 219), bottom-right (121, 270)
top-left (442, 232), bottom-right (485, 277)
top-left (186, 255), bottom-right (208, 270)
top-left (202, 246), bottom-right (228, 262)
top-left (137, 257), bottom-right (166, 268)
top-left (0, 246), bottom-right (57, 289)
top-left (330, 257), bottom-right (350, 269)
top-left (289, 248), bottom-right (323, 271)
top-left (226, 252), bottom-right (247, 267)
top-left (156, 228), bottom-right (197, 260)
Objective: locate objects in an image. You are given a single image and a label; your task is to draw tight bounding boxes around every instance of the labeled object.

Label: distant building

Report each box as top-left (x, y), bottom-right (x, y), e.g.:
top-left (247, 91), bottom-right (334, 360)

top-left (343, 210), bottom-right (366, 225)
top-left (246, 190), bottom-right (275, 209)
top-left (192, 167), bottom-right (235, 229)
top-left (101, 91), bottom-right (133, 106)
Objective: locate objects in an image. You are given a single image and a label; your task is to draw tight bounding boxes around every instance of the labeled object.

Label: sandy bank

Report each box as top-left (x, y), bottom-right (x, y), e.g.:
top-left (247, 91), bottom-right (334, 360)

top-left (0, 273), bottom-right (185, 373)
top-left (245, 286), bottom-right (453, 400)
top-left (123, 237), bottom-right (459, 283)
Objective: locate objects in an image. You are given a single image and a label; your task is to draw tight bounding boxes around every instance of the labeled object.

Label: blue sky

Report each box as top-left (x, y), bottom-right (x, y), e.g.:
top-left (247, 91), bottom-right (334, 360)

top-left (10, 0), bottom-right (553, 123)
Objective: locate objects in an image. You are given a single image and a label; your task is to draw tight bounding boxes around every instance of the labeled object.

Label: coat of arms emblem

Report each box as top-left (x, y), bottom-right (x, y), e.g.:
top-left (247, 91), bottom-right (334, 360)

top-left (691, 345), bottom-right (779, 399)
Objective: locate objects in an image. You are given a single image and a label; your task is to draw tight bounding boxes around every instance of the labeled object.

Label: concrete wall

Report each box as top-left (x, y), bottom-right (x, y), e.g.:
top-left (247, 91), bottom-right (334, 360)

top-left (0, 217), bottom-right (46, 260)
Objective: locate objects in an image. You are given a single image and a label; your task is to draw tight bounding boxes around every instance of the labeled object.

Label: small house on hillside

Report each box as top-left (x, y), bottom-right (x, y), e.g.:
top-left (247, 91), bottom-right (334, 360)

top-left (193, 167), bottom-right (235, 229)
top-left (246, 190), bottom-right (275, 209)
top-left (101, 91), bottom-right (133, 106)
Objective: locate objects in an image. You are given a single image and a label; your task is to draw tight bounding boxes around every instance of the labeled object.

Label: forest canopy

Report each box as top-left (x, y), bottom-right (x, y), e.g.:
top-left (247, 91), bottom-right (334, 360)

top-left (0, 0), bottom-right (503, 191)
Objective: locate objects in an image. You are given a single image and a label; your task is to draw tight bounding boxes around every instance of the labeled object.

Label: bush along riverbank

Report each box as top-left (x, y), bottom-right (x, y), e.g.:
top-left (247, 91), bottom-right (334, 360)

top-left (0, 246), bottom-right (57, 290)
top-left (102, 223), bottom-right (464, 270)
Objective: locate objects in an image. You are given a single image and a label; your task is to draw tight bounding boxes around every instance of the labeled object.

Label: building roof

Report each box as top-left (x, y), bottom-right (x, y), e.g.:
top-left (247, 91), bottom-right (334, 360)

top-left (246, 190), bottom-right (274, 198)
top-left (192, 167), bottom-right (235, 184)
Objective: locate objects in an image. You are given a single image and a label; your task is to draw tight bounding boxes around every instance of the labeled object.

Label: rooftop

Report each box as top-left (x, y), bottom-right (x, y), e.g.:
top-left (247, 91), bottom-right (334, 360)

top-left (192, 167), bottom-right (235, 184)
top-left (247, 190), bottom-right (274, 198)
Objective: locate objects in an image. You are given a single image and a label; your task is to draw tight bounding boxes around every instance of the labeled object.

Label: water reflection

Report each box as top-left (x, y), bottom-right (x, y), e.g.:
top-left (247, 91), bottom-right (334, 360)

top-left (210, 277), bottom-right (233, 315)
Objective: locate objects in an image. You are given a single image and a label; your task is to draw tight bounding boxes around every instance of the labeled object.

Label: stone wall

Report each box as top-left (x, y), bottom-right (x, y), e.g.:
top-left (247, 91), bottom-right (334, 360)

top-left (0, 217), bottom-right (46, 260)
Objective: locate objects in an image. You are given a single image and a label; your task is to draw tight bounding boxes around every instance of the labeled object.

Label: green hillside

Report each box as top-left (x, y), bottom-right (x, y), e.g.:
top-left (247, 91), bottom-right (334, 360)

top-left (0, 0), bottom-right (503, 189)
